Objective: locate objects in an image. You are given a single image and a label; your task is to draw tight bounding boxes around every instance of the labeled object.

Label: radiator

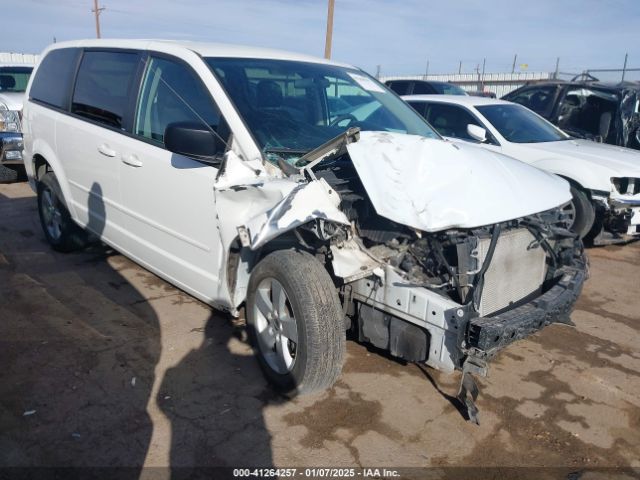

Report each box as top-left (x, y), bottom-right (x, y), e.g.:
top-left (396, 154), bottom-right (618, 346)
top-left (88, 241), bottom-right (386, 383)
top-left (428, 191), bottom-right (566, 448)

top-left (476, 228), bottom-right (547, 316)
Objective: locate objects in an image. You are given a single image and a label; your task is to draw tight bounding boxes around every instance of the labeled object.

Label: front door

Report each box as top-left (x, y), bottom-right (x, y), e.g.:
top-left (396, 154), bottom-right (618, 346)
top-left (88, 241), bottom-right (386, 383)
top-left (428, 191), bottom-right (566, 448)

top-left (117, 55), bottom-right (228, 304)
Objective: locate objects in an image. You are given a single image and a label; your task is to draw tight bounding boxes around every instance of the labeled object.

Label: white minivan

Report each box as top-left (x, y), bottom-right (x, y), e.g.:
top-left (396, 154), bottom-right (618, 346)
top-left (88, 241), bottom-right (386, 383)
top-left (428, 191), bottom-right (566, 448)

top-left (22, 40), bottom-right (586, 417)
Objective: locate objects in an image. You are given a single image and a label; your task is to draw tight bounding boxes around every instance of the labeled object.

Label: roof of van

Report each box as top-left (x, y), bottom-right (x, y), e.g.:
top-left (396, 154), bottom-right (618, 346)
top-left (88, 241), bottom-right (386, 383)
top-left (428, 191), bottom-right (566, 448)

top-left (43, 39), bottom-right (353, 68)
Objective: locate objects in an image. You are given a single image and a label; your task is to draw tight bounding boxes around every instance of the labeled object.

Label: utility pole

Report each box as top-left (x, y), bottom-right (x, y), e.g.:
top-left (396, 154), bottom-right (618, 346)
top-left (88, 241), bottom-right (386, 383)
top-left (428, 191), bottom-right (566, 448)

top-left (425, 60), bottom-right (429, 78)
top-left (622, 53), bottom-right (629, 82)
top-left (92, 0), bottom-right (105, 39)
top-left (458, 60), bottom-right (462, 74)
top-left (511, 54), bottom-right (517, 74)
top-left (481, 58), bottom-right (486, 91)
top-left (554, 57), bottom-right (560, 79)
top-left (375, 65), bottom-right (381, 79)
top-left (324, 0), bottom-right (335, 59)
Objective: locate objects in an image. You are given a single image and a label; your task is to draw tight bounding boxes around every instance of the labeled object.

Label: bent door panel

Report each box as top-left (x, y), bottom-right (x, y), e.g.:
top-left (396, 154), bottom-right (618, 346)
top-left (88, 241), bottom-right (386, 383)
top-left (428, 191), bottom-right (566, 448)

top-left (118, 55), bottom-right (225, 304)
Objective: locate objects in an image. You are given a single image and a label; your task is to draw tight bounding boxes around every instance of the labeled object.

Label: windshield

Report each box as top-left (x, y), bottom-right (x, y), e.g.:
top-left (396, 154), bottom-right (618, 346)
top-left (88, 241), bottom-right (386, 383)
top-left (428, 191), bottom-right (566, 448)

top-left (431, 82), bottom-right (468, 96)
top-left (476, 103), bottom-right (570, 143)
top-left (0, 67), bottom-right (33, 93)
top-left (205, 58), bottom-right (439, 161)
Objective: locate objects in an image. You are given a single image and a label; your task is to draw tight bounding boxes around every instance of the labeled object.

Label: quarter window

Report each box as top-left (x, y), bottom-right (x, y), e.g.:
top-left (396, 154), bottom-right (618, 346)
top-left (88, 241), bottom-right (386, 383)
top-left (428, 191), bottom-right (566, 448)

top-left (135, 57), bottom-right (221, 145)
top-left (71, 51), bottom-right (140, 129)
top-left (30, 48), bottom-right (80, 109)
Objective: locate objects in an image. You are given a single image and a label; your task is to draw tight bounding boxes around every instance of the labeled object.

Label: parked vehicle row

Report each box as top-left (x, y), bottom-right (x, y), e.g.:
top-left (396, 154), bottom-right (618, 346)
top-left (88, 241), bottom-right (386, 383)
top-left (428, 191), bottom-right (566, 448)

top-left (0, 62), bottom-right (33, 182)
top-left (17, 39), bottom-right (637, 421)
top-left (403, 95), bottom-right (640, 242)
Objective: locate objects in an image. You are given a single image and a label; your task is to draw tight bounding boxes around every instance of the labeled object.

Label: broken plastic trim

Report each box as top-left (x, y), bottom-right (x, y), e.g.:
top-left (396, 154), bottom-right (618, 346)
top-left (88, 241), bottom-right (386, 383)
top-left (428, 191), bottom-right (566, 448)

top-left (456, 356), bottom-right (488, 425)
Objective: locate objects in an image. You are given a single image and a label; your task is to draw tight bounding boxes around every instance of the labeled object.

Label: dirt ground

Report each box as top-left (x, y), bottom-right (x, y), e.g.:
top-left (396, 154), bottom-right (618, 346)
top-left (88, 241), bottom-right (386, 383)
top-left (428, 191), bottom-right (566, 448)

top-left (1, 181), bottom-right (639, 478)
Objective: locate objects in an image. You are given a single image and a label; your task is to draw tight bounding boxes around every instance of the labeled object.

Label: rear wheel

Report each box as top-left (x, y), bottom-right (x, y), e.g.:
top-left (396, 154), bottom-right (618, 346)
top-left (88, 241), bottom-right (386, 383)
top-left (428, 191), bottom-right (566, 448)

top-left (37, 172), bottom-right (87, 252)
top-left (564, 186), bottom-right (595, 239)
top-left (246, 250), bottom-right (345, 396)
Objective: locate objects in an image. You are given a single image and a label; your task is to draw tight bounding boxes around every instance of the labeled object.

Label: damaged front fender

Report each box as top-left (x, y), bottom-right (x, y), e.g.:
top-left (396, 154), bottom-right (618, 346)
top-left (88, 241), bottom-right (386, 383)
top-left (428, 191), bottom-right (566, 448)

top-left (243, 177), bottom-right (350, 250)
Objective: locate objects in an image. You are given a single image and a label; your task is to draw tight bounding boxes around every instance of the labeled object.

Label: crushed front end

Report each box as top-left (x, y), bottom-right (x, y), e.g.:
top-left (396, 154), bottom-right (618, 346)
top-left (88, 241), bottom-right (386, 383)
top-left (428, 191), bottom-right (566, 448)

top-left (595, 178), bottom-right (640, 238)
top-left (240, 129), bottom-right (588, 422)
top-left (337, 207), bottom-right (586, 423)
top-left (340, 206), bottom-right (587, 371)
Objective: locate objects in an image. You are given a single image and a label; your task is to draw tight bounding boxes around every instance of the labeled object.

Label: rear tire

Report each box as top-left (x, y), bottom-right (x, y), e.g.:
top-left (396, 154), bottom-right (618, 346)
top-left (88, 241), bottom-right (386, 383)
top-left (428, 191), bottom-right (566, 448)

top-left (566, 186), bottom-right (595, 239)
top-left (246, 249), bottom-right (345, 396)
top-left (0, 164), bottom-right (18, 183)
top-left (37, 172), bottom-right (87, 252)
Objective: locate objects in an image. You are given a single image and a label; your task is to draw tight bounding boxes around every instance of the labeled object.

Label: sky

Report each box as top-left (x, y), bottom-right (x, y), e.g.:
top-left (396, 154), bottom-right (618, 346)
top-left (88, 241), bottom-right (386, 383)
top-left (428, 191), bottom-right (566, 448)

top-left (2, 0), bottom-right (639, 78)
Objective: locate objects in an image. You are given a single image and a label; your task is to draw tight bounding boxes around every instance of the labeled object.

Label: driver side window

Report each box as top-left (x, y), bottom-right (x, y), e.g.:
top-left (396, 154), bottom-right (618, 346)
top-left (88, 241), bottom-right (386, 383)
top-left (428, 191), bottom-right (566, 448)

top-left (135, 56), bottom-right (222, 146)
top-left (425, 103), bottom-right (484, 142)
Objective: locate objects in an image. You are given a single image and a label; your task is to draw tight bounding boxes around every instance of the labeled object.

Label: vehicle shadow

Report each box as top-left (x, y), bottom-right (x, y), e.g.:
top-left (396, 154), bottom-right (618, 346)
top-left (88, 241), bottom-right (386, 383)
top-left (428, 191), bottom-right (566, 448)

top-left (157, 312), bottom-right (279, 478)
top-left (0, 185), bottom-right (158, 478)
top-left (1, 183), bottom-right (280, 477)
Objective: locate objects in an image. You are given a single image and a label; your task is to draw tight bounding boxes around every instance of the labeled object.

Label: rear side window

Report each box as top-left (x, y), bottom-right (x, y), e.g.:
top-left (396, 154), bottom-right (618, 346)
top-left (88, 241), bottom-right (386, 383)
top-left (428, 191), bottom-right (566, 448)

top-left (386, 81), bottom-right (411, 95)
top-left (504, 86), bottom-right (558, 117)
top-left (412, 82), bottom-right (434, 94)
top-left (408, 101), bottom-right (427, 116)
top-left (425, 103), bottom-right (482, 141)
top-left (71, 51), bottom-right (140, 129)
top-left (30, 48), bottom-right (80, 109)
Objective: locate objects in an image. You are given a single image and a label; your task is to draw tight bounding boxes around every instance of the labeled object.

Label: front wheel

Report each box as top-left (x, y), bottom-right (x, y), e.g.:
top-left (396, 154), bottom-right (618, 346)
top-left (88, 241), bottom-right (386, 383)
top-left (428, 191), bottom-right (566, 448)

top-left (246, 250), bottom-right (345, 396)
top-left (564, 186), bottom-right (596, 239)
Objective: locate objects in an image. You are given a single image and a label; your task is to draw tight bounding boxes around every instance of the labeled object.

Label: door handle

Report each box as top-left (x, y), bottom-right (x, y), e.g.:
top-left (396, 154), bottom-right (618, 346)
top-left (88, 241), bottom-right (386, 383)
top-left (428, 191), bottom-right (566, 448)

top-left (97, 144), bottom-right (117, 157)
top-left (122, 154), bottom-right (143, 168)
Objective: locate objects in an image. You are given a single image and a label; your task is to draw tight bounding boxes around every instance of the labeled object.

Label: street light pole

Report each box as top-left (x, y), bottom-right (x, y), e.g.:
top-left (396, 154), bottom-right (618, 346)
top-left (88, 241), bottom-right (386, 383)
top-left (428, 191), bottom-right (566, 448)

top-left (324, 0), bottom-right (335, 59)
top-left (92, 0), bottom-right (105, 39)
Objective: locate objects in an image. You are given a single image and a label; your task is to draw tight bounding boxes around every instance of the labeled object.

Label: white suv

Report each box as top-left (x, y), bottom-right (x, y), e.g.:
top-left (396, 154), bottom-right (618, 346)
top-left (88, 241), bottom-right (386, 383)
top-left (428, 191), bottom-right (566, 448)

top-left (22, 40), bottom-right (586, 415)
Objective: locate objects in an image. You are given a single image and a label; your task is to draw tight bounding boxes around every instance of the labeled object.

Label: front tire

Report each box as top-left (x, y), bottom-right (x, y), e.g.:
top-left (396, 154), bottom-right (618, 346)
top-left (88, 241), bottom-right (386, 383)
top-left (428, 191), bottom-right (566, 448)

top-left (246, 250), bottom-right (345, 396)
top-left (565, 186), bottom-right (595, 239)
top-left (37, 172), bottom-right (87, 252)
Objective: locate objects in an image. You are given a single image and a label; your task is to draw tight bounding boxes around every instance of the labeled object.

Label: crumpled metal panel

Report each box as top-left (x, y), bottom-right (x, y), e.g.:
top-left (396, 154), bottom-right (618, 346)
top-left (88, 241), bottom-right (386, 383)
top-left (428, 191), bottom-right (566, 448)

top-left (346, 131), bottom-right (571, 233)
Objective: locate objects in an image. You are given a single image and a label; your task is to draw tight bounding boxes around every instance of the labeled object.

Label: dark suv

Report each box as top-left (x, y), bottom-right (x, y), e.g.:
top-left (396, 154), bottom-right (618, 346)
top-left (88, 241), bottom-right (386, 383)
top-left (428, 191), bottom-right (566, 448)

top-left (503, 77), bottom-right (640, 150)
top-left (385, 79), bottom-right (468, 96)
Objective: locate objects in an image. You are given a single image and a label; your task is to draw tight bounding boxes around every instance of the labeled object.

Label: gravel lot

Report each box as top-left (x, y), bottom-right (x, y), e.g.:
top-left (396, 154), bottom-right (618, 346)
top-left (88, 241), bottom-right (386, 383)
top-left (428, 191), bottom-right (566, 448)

top-left (1, 181), bottom-right (639, 478)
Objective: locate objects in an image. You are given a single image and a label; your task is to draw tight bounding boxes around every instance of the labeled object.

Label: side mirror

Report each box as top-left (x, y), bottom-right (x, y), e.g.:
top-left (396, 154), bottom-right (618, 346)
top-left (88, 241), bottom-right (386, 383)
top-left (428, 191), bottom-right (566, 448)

top-left (467, 124), bottom-right (487, 143)
top-left (164, 121), bottom-right (223, 164)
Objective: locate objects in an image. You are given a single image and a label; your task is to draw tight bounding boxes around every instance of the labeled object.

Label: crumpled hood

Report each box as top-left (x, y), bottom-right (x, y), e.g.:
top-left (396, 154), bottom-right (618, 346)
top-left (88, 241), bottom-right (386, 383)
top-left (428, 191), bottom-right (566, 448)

top-left (525, 139), bottom-right (640, 178)
top-left (0, 91), bottom-right (26, 110)
top-left (346, 131), bottom-right (571, 232)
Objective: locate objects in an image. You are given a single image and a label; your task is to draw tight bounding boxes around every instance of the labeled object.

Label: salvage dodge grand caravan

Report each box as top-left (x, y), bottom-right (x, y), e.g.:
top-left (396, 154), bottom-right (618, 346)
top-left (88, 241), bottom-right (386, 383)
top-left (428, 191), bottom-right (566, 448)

top-left (22, 40), bottom-right (586, 417)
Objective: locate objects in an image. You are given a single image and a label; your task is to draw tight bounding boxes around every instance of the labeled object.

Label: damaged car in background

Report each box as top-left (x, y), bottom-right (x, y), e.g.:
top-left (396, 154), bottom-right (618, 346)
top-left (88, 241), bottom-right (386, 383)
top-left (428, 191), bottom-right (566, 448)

top-left (503, 75), bottom-right (640, 150)
top-left (23, 41), bottom-right (587, 424)
top-left (403, 94), bottom-right (640, 243)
